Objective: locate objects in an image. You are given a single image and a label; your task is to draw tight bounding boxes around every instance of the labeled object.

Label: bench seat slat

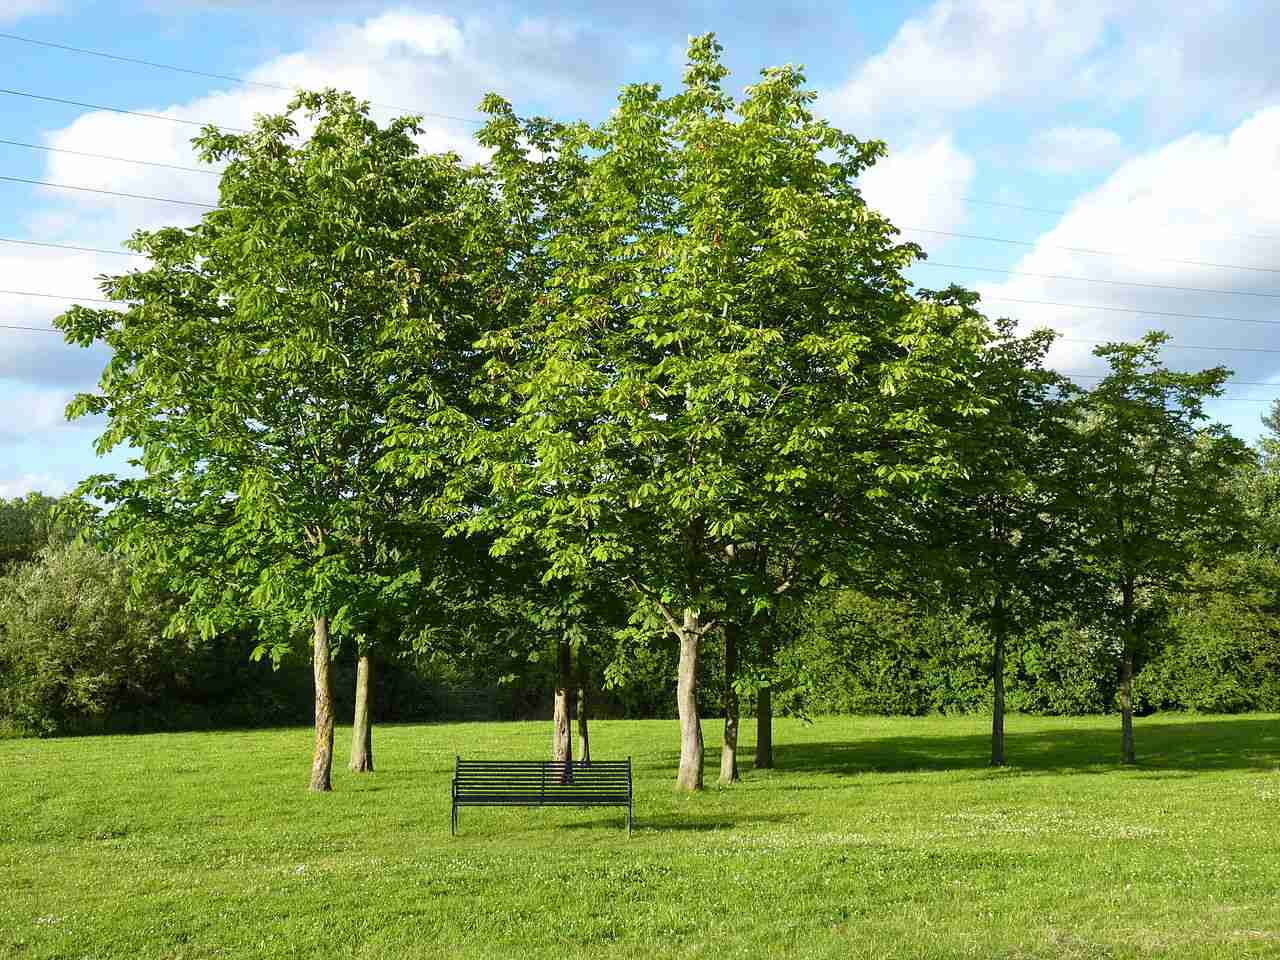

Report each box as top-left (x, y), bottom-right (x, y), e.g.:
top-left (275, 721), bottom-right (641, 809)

top-left (452, 757), bottom-right (632, 836)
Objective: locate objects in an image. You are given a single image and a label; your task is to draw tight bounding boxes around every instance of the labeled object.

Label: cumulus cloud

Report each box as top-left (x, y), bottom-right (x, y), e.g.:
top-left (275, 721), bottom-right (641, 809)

top-left (0, 7), bottom-right (637, 404)
top-left (858, 135), bottom-right (976, 237)
top-left (825, 0), bottom-right (1113, 135)
top-left (975, 105), bottom-right (1280, 436)
top-left (1029, 126), bottom-right (1128, 174)
top-left (825, 0), bottom-right (1280, 141)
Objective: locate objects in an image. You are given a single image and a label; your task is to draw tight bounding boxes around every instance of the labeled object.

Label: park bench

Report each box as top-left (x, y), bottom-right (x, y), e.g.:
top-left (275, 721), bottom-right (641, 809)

top-left (451, 757), bottom-right (633, 836)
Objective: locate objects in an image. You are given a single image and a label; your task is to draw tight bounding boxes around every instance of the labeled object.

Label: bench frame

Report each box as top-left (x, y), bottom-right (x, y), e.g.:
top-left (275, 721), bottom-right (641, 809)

top-left (451, 757), bottom-right (633, 836)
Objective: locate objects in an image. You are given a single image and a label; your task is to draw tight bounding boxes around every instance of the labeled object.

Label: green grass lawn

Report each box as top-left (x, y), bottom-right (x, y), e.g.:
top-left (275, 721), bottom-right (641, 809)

top-left (3, 713), bottom-right (1280, 959)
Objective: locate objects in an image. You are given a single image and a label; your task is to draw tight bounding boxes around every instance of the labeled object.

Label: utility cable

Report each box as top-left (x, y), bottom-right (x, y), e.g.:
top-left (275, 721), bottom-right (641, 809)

top-left (982, 296), bottom-right (1280, 327)
top-left (0, 236), bottom-right (143, 256)
top-left (0, 87), bottom-right (248, 132)
top-left (915, 261), bottom-right (1280, 300)
top-left (0, 175), bottom-right (215, 208)
top-left (901, 226), bottom-right (1280, 275)
top-left (0, 32), bottom-right (484, 126)
top-left (0, 137), bottom-right (222, 175)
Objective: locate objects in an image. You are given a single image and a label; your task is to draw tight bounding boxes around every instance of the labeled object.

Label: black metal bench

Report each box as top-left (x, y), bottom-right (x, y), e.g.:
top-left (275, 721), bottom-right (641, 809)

top-left (451, 757), bottom-right (633, 836)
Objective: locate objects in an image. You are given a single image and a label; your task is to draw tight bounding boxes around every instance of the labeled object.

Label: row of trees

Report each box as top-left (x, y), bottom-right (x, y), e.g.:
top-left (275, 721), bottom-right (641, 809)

top-left (45, 36), bottom-right (1253, 790)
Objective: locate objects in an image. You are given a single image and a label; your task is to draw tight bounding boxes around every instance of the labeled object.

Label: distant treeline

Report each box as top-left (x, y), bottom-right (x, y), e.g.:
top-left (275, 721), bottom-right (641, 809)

top-left (4, 504), bottom-right (1277, 737)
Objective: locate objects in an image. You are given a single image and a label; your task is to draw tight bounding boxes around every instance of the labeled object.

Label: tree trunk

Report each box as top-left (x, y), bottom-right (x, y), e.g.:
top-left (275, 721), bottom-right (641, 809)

top-left (1119, 647), bottom-right (1136, 765)
top-left (720, 621), bottom-right (740, 784)
top-left (349, 652), bottom-right (374, 773)
top-left (755, 627), bottom-right (773, 770)
top-left (991, 599), bottom-right (1006, 767)
top-left (675, 609), bottom-right (704, 792)
top-left (577, 658), bottom-right (591, 764)
top-left (309, 615), bottom-right (335, 792)
top-left (552, 637), bottom-right (574, 764)
top-left (1119, 582), bottom-right (1136, 765)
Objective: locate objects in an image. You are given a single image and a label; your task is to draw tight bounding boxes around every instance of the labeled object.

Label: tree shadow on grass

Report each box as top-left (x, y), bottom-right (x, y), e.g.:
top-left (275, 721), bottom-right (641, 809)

top-left (739, 716), bottom-right (1280, 778)
top-left (561, 812), bottom-right (796, 833)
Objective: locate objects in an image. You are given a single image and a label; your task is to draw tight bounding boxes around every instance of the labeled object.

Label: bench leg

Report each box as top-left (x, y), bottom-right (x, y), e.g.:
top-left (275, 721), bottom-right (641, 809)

top-left (627, 803), bottom-right (632, 838)
top-left (452, 803), bottom-right (457, 837)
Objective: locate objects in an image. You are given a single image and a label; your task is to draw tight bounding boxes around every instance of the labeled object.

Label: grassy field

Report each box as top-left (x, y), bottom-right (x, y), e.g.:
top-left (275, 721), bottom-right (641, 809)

top-left (3, 714), bottom-right (1280, 959)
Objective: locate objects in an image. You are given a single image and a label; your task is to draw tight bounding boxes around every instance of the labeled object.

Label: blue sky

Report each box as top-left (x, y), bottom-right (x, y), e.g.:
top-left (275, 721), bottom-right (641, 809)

top-left (3, 0), bottom-right (1280, 497)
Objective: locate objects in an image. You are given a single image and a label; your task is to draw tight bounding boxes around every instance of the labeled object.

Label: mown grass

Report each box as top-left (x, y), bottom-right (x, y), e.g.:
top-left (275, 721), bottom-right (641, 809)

top-left (3, 713), bottom-right (1280, 959)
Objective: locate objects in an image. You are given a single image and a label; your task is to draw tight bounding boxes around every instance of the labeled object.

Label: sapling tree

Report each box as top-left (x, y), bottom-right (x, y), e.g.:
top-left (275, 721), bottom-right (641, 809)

top-left (899, 305), bottom-right (1082, 765)
top-left (1072, 333), bottom-right (1252, 763)
top-left (454, 35), bottom-right (996, 791)
top-left (57, 91), bottom-right (478, 791)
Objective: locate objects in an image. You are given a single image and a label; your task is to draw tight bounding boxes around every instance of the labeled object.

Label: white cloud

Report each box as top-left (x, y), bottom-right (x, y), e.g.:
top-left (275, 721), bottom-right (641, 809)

top-left (0, 471), bottom-right (70, 499)
top-left (975, 105), bottom-right (1280, 430)
top-left (0, 384), bottom-right (76, 441)
top-left (858, 134), bottom-right (976, 238)
top-left (825, 0), bottom-right (1114, 134)
top-left (1029, 126), bottom-right (1127, 174)
top-left (0, 0), bottom-right (58, 24)
top-left (1, 8), bottom-right (632, 401)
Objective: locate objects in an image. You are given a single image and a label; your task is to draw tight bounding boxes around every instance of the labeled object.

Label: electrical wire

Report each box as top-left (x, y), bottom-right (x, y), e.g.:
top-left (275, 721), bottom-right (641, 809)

top-left (0, 237), bottom-right (143, 256)
top-left (900, 226), bottom-right (1280, 275)
top-left (0, 32), bottom-right (485, 126)
top-left (982, 296), bottom-right (1280, 327)
top-left (0, 175), bottom-right (215, 208)
top-left (0, 137), bottom-right (222, 175)
top-left (914, 261), bottom-right (1280, 300)
top-left (0, 87), bottom-right (248, 132)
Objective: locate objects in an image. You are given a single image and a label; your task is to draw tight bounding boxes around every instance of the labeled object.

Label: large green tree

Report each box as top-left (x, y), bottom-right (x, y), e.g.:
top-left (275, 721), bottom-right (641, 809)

top-left (1072, 334), bottom-right (1252, 763)
top-left (57, 91), bottom-right (478, 790)
top-left (452, 35), bottom-right (995, 791)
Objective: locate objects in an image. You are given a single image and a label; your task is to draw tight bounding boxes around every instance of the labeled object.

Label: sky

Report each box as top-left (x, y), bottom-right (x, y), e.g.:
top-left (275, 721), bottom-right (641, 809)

top-left (3, 0), bottom-right (1280, 498)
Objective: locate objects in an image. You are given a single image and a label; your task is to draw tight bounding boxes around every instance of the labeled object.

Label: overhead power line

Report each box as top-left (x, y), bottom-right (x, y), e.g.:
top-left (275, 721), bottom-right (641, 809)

top-left (0, 32), bottom-right (485, 126)
top-left (1060, 336), bottom-right (1280, 355)
top-left (901, 226), bottom-right (1280, 276)
top-left (915, 261), bottom-right (1280, 300)
top-left (0, 175), bottom-right (216, 208)
top-left (942, 194), bottom-right (1280, 243)
top-left (0, 289), bottom-right (115, 303)
top-left (983, 296), bottom-right (1280, 327)
top-left (0, 236), bottom-right (143, 256)
top-left (0, 137), bottom-right (222, 175)
top-left (0, 87), bottom-right (249, 132)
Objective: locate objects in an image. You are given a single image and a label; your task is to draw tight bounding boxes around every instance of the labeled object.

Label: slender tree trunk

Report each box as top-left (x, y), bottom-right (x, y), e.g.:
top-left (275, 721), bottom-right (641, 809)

top-left (1119, 646), bottom-right (1136, 765)
top-left (755, 627), bottom-right (773, 770)
top-left (349, 652), bottom-right (374, 773)
top-left (577, 657), bottom-right (591, 764)
top-left (552, 638), bottom-right (574, 764)
top-left (991, 597), bottom-right (1006, 767)
top-left (309, 614), bottom-right (335, 792)
top-left (675, 609), bottom-right (704, 792)
top-left (1119, 581), bottom-right (1136, 765)
top-left (720, 621), bottom-right (740, 785)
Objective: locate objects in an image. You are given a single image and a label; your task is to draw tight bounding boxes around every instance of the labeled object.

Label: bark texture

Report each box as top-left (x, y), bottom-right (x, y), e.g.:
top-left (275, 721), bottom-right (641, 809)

top-left (755, 627), bottom-right (773, 770)
top-left (309, 615), bottom-right (335, 792)
top-left (719, 620), bottom-right (740, 784)
top-left (674, 608), bottom-right (704, 792)
top-left (1119, 649), bottom-right (1136, 765)
top-left (577, 661), bottom-right (591, 764)
top-left (552, 638), bottom-right (574, 763)
top-left (1120, 583), bottom-right (1137, 765)
top-left (991, 599), bottom-right (1006, 767)
top-left (349, 652), bottom-right (374, 773)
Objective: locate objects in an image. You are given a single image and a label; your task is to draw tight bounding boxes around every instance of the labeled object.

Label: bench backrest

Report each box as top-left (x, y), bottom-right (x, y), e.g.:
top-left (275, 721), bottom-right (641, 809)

top-left (454, 758), bottom-right (631, 803)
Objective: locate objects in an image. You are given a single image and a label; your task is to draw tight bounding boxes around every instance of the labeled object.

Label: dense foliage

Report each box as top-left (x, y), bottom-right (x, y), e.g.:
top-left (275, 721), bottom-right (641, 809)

top-left (0, 36), bottom-right (1264, 784)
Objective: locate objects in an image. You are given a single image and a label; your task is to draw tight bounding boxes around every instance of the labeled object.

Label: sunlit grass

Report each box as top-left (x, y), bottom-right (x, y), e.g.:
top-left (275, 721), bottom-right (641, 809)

top-left (3, 713), bottom-right (1279, 958)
